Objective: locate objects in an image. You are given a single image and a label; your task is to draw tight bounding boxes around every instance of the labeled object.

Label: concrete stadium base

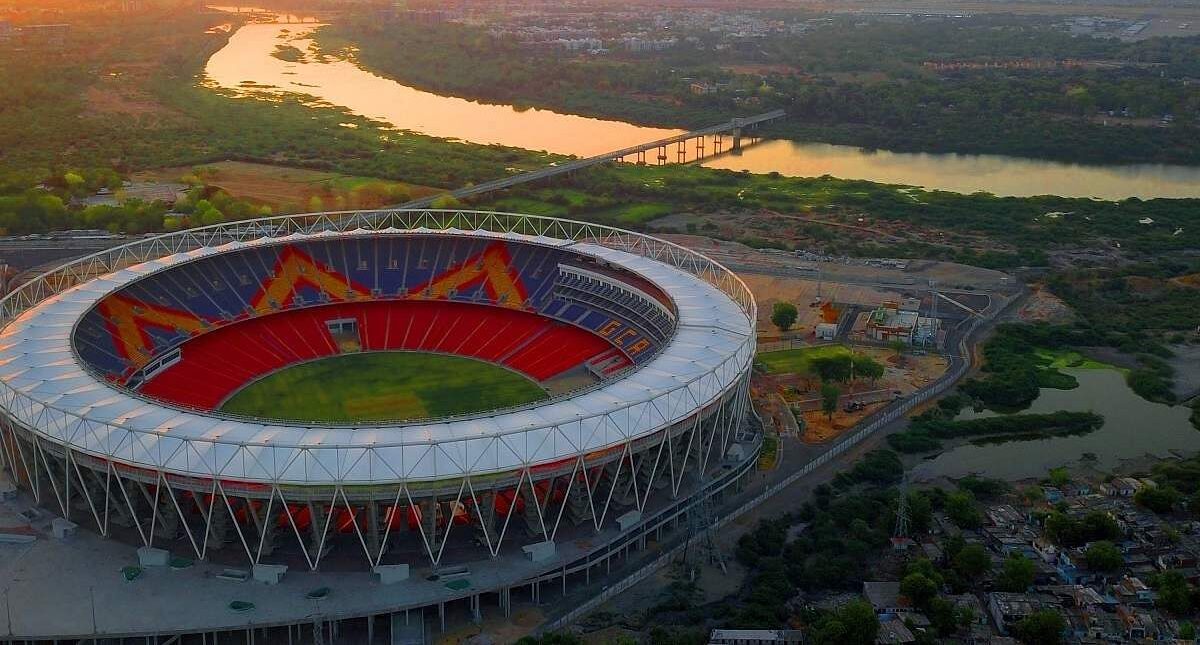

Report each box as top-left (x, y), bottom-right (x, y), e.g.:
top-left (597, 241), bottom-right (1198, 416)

top-left (0, 438), bottom-right (761, 643)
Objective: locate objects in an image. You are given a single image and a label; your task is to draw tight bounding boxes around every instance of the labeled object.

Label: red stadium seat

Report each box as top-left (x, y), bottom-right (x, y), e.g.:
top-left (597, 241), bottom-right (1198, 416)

top-left (139, 300), bottom-right (633, 412)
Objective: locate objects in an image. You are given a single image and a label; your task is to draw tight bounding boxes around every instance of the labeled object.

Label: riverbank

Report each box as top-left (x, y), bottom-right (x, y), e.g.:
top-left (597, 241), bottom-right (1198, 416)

top-left (318, 15), bottom-right (1200, 171)
top-left (914, 367), bottom-right (1200, 482)
top-left (0, 8), bottom-right (557, 193)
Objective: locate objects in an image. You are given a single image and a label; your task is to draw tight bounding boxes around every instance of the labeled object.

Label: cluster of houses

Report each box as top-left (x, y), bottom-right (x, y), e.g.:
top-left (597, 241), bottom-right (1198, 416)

top-left (860, 477), bottom-right (1197, 643)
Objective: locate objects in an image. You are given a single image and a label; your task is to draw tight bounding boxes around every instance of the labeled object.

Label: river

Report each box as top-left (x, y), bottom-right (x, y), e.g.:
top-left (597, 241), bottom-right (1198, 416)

top-left (912, 369), bottom-right (1200, 482)
top-left (202, 13), bottom-right (1200, 200)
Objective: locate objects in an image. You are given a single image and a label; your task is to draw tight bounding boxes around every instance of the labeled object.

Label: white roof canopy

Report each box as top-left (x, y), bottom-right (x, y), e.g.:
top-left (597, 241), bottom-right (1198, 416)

top-left (0, 229), bottom-right (753, 484)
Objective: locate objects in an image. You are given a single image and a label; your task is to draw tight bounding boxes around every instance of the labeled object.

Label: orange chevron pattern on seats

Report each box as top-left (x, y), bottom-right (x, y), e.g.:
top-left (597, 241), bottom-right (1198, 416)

top-left (96, 242), bottom-right (535, 375)
top-left (251, 245), bottom-right (371, 314)
top-left (98, 294), bottom-right (207, 369)
top-left (414, 242), bottom-right (528, 307)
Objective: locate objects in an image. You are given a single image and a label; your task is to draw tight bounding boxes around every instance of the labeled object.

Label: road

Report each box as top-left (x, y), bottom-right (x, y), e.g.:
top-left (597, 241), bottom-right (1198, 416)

top-left (539, 286), bottom-right (1022, 633)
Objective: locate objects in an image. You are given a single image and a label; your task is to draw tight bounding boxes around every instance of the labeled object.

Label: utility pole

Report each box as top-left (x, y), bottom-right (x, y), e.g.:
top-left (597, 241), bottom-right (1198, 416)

top-left (893, 472), bottom-right (910, 546)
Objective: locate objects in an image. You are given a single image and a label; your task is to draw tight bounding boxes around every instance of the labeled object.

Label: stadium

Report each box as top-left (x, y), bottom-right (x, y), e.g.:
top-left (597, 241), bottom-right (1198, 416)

top-left (0, 208), bottom-right (758, 605)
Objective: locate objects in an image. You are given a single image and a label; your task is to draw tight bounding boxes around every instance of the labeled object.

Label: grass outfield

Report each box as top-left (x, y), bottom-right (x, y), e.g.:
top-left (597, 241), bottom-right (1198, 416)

top-left (220, 352), bottom-right (547, 423)
top-left (757, 344), bottom-right (853, 375)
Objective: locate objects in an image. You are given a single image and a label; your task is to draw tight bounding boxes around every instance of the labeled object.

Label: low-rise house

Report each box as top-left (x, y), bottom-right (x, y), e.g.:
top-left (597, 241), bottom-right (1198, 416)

top-left (1113, 576), bottom-right (1154, 606)
top-left (948, 594), bottom-right (987, 625)
top-left (863, 581), bottom-right (910, 614)
top-left (1108, 477), bottom-right (1143, 497)
top-left (875, 617), bottom-right (915, 644)
top-left (987, 593), bottom-right (1042, 635)
top-left (1115, 604), bottom-right (1155, 640)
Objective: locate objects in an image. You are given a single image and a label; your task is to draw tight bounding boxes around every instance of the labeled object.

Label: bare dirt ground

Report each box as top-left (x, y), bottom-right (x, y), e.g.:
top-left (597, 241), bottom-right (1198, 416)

top-left (1016, 284), bottom-right (1075, 324)
top-left (660, 233), bottom-right (1011, 292)
top-left (652, 209), bottom-right (1009, 259)
top-left (1170, 273), bottom-right (1200, 289)
top-left (85, 85), bottom-right (174, 118)
top-left (740, 273), bottom-right (901, 336)
top-left (789, 350), bottom-right (948, 444)
top-left (133, 161), bottom-right (440, 210)
top-left (434, 605), bottom-right (545, 644)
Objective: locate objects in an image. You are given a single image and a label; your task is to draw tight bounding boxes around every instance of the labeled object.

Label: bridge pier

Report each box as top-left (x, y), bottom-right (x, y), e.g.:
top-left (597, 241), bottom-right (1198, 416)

top-left (390, 109), bottom-right (785, 208)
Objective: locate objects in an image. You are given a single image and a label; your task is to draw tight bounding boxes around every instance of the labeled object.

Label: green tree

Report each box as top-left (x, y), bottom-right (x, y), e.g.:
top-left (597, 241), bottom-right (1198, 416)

top-left (888, 339), bottom-right (907, 364)
top-left (1135, 485), bottom-right (1181, 514)
top-left (926, 596), bottom-right (960, 636)
top-left (821, 382), bottom-right (840, 421)
top-left (953, 543), bottom-right (992, 578)
top-left (900, 572), bottom-right (939, 610)
top-left (811, 600), bottom-right (880, 645)
top-left (1083, 541), bottom-right (1124, 573)
top-left (945, 490), bottom-right (982, 529)
top-left (810, 354), bottom-right (853, 382)
top-left (771, 301), bottom-right (798, 332)
top-left (1155, 571), bottom-right (1194, 615)
top-left (997, 553), bottom-right (1036, 592)
top-left (63, 171), bottom-right (85, 196)
top-left (430, 194), bottom-right (463, 209)
top-left (851, 354), bottom-right (885, 383)
top-left (1013, 609), bottom-right (1065, 645)
top-left (1048, 467), bottom-right (1070, 487)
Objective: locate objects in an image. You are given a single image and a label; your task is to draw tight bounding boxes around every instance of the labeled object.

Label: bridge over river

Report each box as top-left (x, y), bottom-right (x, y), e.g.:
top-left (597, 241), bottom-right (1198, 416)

top-left (399, 109), bottom-right (786, 208)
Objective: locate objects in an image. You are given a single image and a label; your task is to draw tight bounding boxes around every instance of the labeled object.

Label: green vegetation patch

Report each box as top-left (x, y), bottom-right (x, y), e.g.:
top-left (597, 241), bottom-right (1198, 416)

top-left (220, 352), bottom-right (546, 423)
top-left (272, 44), bottom-right (304, 62)
top-left (1035, 349), bottom-right (1115, 372)
top-left (757, 344), bottom-right (852, 375)
top-left (888, 410), bottom-right (1103, 454)
top-left (959, 324), bottom-right (1087, 411)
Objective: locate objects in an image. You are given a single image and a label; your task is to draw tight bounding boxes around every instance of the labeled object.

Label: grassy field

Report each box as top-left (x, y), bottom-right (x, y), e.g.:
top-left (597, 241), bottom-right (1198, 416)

top-left (220, 352), bottom-right (547, 423)
top-left (1035, 348), bottom-right (1118, 372)
top-left (757, 344), bottom-right (853, 375)
top-left (135, 161), bottom-right (441, 211)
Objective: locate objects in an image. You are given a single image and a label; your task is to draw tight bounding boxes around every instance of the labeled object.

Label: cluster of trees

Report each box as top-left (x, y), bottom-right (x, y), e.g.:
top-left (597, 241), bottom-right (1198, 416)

top-left (0, 7), bottom-right (553, 218)
top-left (957, 324), bottom-right (1081, 410)
top-left (808, 353), bottom-right (885, 384)
top-left (533, 162), bottom-right (1200, 275)
top-left (1134, 485), bottom-right (1183, 514)
top-left (887, 409), bottom-right (1104, 454)
top-left (0, 181), bottom-right (279, 237)
top-left (1049, 260), bottom-right (1200, 344)
top-left (335, 14), bottom-right (1200, 165)
top-left (727, 461), bottom-right (1079, 643)
top-left (831, 449), bottom-right (903, 489)
top-left (1042, 509), bottom-right (1122, 547)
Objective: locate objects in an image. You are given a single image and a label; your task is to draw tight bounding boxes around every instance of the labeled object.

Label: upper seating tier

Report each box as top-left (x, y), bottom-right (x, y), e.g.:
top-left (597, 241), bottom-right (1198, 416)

top-left (139, 299), bottom-right (630, 412)
top-left (71, 237), bottom-right (673, 385)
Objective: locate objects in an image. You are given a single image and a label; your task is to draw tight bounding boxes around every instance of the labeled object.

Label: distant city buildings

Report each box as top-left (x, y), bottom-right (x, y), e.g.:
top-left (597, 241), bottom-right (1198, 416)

top-left (469, 6), bottom-right (824, 56)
